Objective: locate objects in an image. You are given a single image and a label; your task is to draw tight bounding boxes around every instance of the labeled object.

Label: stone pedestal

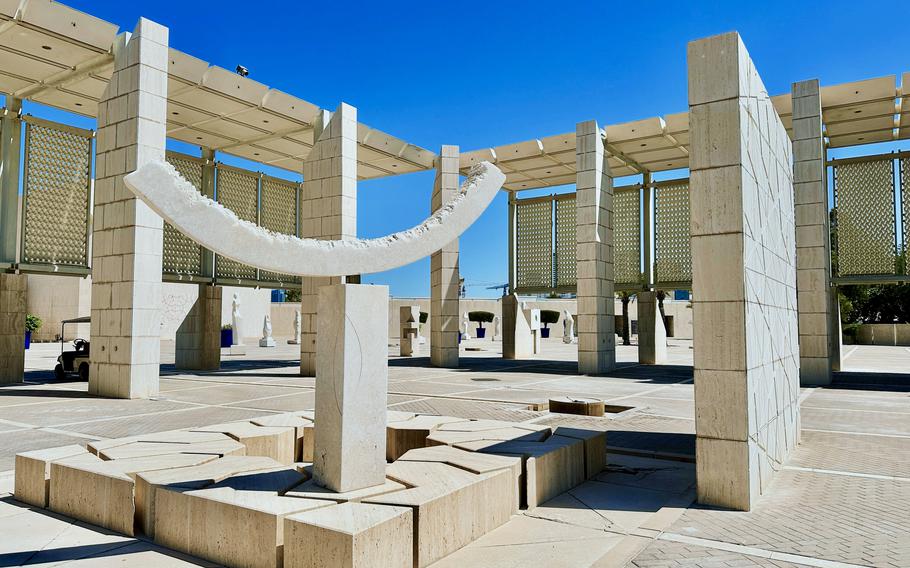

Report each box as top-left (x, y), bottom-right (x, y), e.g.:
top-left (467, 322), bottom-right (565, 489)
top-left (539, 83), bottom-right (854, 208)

top-left (0, 273), bottom-right (27, 384)
top-left (430, 145), bottom-right (460, 368)
top-left (689, 32), bottom-right (800, 511)
top-left (175, 285), bottom-right (221, 371)
top-left (399, 305), bottom-right (419, 357)
top-left (637, 291), bottom-right (667, 364)
top-left (502, 294), bottom-right (537, 359)
top-left (314, 284), bottom-right (388, 493)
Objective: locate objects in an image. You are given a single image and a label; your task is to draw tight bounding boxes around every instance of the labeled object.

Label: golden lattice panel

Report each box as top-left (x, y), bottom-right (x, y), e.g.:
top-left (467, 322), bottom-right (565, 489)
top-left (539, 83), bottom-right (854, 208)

top-left (515, 199), bottom-right (553, 290)
top-left (614, 188), bottom-right (641, 286)
top-left (554, 197), bottom-right (576, 288)
top-left (163, 154), bottom-right (204, 276)
top-left (259, 176), bottom-right (300, 285)
top-left (835, 159), bottom-right (896, 276)
top-left (215, 166), bottom-right (259, 281)
top-left (654, 181), bottom-right (692, 285)
top-left (902, 158), bottom-right (909, 264)
top-left (21, 122), bottom-right (91, 267)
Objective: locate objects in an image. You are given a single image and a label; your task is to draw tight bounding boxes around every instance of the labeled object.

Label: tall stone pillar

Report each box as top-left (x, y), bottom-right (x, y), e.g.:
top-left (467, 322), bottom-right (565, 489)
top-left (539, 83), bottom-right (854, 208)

top-left (792, 79), bottom-right (839, 385)
top-left (0, 273), bottom-right (27, 384)
top-left (689, 32), bottom-right (800, 511)
top-left (299, 104), bottom-right (357, 376)
top-left (430, 145), bottom-right (460, 368)
top-left (0, 97), bottom-right (21, 267)
top-left (637, 291), bottom-right (667, 364)
top-left (175, 284), bottom-right (221, 370)
top-left (88, 19), bottom-right (168, 399)
top-left (575, 121), bottom-right (615, 374)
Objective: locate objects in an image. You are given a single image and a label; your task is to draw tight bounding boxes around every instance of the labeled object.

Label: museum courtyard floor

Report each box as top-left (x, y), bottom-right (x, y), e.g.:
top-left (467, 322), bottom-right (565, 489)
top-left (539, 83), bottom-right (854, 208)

top-left (1, 338), bottom-right (907, 567)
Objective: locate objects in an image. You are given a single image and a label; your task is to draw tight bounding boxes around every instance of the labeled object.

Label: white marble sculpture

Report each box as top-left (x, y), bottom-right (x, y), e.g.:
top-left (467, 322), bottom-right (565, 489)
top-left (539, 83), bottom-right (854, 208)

top-left (461, 311), bottom-right (471, 340)
top-left (399, 306), bottom-right (420, 357)
top-left (231, 293), bottom-right (243, 346)
top-left (502, 294), bottom-right (540, 358)
top-left (562, 310), bottom-right (577, 344)
top-left (287, 310), bottom-right (301, 345)
top-left (259, 314), bottom-right (276, 347)
top-left (123, 157), bottom-right (506, 494)
top-left (492, 315), bottom-right (501, 340)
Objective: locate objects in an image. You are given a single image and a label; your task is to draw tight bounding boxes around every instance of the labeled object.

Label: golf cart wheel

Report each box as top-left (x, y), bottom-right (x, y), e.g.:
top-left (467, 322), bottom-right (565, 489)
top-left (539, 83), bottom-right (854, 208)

top-left (54, 364), bottom-right (65, 381)
top-left (78, 363), bottom-right (89, 381)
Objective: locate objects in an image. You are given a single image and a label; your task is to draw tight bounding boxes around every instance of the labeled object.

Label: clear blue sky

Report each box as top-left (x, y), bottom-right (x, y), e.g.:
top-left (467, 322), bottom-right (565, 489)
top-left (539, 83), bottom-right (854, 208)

top-left (37, 0), bottom-right (909, 297)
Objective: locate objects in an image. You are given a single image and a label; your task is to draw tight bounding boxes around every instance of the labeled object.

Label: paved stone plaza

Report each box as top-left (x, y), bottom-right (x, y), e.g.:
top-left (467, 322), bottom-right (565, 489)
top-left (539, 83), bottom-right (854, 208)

top-left (1, 339), bottom-right (907, 567)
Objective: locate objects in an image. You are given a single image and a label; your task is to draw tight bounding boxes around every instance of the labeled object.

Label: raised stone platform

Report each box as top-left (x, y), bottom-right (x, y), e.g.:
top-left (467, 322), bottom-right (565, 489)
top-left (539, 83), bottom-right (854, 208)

top-left (13, 410), bottom-right (606, 567)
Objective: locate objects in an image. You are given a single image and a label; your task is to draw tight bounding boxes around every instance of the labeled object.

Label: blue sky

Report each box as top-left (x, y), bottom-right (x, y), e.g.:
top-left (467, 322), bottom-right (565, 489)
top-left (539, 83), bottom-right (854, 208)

top-left (31, 0), bottom-right (909, 297)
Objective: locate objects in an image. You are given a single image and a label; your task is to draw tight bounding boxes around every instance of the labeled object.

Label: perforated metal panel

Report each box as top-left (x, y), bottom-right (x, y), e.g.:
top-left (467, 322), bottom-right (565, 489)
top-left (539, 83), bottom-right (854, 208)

top-left (654, 180), bottom-right (691, 285)
top-left (614, 187), bottom-right (641, 286)
top-left (215, 165), bottom-right (259, 281)
top-left (902, 158), bottom-right (909, 264)
top-left (21, 119), bottom-right (92, 268)
top-left (163, 153), bottom-right (204, 276)
top-left (515, 199), bottom-right (553, 290)
top-left (554, 196), bottom-right (576, 288)
top-left (259, 176), bottom-right (300, 285)
top-left (834, 158), bottom-right (896, 276)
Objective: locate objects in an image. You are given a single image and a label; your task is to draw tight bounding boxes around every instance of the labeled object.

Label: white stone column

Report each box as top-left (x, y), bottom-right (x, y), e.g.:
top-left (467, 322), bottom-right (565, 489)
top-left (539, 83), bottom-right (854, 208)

top-left (0, 273), bottom-right (27, 384)
top-left (299, 104), bottom-right (357, 376)
top-left (313, 283), bottom-right (388, 492)
top-left (575, 120), bottom-right (615, 374)
top-left (88, 20), bottom-right (168, 399)
top-left (175, 284), bottom-right (221, 370)
top-left (637, 291), bottom-right (667, 364)
top-left (430, 145), bottom-right (460, 368)
top-left (792, 79), bottom-right (839, 385)
top-left (689, 32), bottom-right (800, 511)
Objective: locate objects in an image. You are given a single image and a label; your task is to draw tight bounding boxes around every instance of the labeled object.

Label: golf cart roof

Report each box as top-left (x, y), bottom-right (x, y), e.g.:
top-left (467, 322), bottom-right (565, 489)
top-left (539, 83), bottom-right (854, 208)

top-left (61, 316), bottom-right (91, 324)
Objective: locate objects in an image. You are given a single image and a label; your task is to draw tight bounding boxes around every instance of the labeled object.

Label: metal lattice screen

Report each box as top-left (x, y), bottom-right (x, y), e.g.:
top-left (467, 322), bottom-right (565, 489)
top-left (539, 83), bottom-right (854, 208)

top-left (515, 199), bottom-right (553, 291)
top-left (654, 180), bottom-right (691, 286)
top-left (554, 196), bottom-right (576, 288)
top-left (259, 175), bottom-right (301, 285)
top-left (834, 158), bottom-right (896, 276)
top-left (21, 118), bottom-right (92, 269)
top-left (902, 158), bottom-right (909, 259)
top-left (614, 187), bottom-right (641, 286)
top-left (163, 153), bottom-right (204, 276)
top-left (215, 165), bottom-right (260, 281)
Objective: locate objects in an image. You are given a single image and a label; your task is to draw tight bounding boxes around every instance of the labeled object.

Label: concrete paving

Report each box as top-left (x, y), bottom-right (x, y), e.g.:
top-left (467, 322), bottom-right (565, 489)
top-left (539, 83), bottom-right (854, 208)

top-left (0, 337), bottom-right (907, 567)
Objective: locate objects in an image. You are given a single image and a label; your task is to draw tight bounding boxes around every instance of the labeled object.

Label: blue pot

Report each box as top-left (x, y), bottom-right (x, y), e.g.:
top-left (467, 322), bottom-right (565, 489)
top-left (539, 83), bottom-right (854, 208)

top-left (540, 327), bottom-right (550, 339)
top-left (24, 330), bottom-right (31, 349)
top-left (476, 327), bottom-right (486, 339)
top-left (220, 329), bottom-right (233, 348)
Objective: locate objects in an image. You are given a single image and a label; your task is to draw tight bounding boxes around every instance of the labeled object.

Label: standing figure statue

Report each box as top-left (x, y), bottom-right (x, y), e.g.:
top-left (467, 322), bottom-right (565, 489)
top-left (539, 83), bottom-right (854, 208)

top-left (260, 314), bottom-right (276, 347)
top-left (288, 310), bottom-right (302, 345)
top-left (461, 311), bottom-right (472, 340)
top-left (563, 309), bottom-right (577, 344)
top-left (231, 293), bottom-right (243, 346)
top-left (492, 315), bottom-right (501, 340)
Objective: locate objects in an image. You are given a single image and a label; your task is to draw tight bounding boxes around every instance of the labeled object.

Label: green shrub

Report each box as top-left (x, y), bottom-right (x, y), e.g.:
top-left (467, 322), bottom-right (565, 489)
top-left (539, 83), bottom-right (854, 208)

top-left (468, 311), bottom-right (494, 328)
top-left (419, 311), bottom-right (428, 324)
top-left (25, 314), bottom-right (42, 333)
top-left (221, 324), bottom-right (233, 330)
top-left (540, 310), bottom-right (560, 327)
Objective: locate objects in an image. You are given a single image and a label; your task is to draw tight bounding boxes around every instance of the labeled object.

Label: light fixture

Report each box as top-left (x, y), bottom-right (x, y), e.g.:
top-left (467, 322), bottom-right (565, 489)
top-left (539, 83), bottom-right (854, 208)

top-left (235, 65), bottom-right (249, 77)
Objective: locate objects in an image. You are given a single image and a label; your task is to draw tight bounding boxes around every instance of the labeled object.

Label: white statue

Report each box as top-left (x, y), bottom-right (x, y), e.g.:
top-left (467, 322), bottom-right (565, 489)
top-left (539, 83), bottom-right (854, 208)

top-left (461, 311), bottom-right (471, 340)
top-left (492, 315), bottom-right (501, 340)
top-left (231, 293), bottom-right (243, 346)
top-left (288, 310), bottom-right (301, 345)
top-left (563, 310), bottom-right (577, 344)
top-left (259, 314), bottom-right (276, 347)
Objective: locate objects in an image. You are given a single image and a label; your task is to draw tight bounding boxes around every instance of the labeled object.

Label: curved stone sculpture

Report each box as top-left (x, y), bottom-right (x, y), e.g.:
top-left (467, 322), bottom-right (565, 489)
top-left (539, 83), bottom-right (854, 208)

top-left (123, 160), bottom-right (505, 277)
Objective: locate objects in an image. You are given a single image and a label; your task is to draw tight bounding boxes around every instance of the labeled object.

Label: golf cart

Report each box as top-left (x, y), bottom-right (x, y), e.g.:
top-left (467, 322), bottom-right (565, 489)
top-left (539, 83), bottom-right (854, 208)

top-left (54, 316), bottom-right (90, 381)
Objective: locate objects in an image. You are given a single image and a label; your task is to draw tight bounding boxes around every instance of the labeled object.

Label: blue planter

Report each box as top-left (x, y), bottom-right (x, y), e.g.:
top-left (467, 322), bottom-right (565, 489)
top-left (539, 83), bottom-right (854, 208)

top-left (540, 327), bottom-right (550, 339)
top-left (220, 329), bottom-right (233, 348)
top-left (475, 327), bottom-right (486, 339)
top-left (24, 330), bottom-right (31, 349)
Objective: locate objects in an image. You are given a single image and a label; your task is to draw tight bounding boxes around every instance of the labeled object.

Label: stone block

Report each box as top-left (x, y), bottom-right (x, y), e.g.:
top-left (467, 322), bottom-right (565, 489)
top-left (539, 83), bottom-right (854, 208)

top-left (14, 445), bottom-right (89, 507)
top-left (386, 415), bottom-right (464, 461)
top-left (49, 452), bottom-right (217, 536)
top-left (552, 427), bottom-right (606, 479)
top-left (284, 503), bottom-right (413, 568)
top-left (192, 422), bottom-right (296, 464)
top-left (286, 474), bottom-right (406, 504)
top-left (252, 413), bottom-right (314, 462)
top-left (97, 438), bottom-right (245, 460)
top-left (87, 429), bottom-right (229, 455)
top-left (548, 396), bottom-right (605, 416)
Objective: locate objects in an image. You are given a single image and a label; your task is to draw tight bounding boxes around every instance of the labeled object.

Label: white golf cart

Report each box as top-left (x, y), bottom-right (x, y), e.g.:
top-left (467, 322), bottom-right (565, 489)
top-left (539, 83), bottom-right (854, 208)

top-left (54, 316), bottom-right (90, 381)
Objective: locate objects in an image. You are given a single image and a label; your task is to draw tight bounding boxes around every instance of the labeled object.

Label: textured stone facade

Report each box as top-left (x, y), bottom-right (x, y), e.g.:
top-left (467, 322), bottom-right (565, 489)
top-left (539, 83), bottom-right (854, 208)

top-left (792, 79), bottom-right (839, 385)
top-left (689, 32), bottom-right (800, 510)
top-left (175, 284), bottom-right (221, 370)
top-left (299, 104), bottom-right (357, 376)
top-left (430, 145), bottom-right (460, 368)
top-left (575, 120), bottom-right (615, 374)
top-left (0, 273), bottom-right (26, 384)
top-left (88, 19), bottom-right (168, 398)
top-left (637, 291), bottom-right (667, 365)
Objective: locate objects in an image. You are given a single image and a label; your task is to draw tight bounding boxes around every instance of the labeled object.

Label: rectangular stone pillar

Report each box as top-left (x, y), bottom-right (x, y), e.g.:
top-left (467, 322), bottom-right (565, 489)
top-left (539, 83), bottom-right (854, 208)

top-left (575, 121), bottom-right (615, 374)
top-left (0, 273), bottom-right (26, 384)
top-left (175, 285), bottom-right (221, 370)
top-left (299, 104), bottom-right (358, 376)
top-left (689, 32), bottom-right (800, 511)
top-left (313, 284), bottom-right (388, 493)
top-left (792, 79), bottom-right (839, 385)
top-left (88, 19), bottom-right (168, 399)
top-left (637, 291), bottom-right (667, 364)
top-left (399, 305), bottom-right (419, 357)
top-left (430, 145), bottom-right (460, 368)
top-left (0, 97), bottom-right (21, 267)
